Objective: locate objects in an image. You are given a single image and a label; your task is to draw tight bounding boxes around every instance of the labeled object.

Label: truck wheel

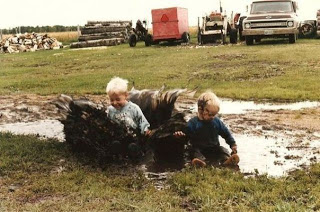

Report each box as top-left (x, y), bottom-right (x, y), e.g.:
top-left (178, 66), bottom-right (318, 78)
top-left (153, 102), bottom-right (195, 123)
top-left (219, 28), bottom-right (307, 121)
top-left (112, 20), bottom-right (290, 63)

top-left (239, 30), bottom-right (245, 41)
top-left (129, 34), bottom-right (137, 47)
top-left (289, 34), bottom-right (296, 43)
top-left (230, 28), bottom-right (238, 44)
top-left (245, 36), bottom-right (254, 45)
top-left (145, 34), bottom-right (153, 46)
top-left (255, 38), bottom-right (261, 43)
top-left (182, 32), bottom-right (190, 43)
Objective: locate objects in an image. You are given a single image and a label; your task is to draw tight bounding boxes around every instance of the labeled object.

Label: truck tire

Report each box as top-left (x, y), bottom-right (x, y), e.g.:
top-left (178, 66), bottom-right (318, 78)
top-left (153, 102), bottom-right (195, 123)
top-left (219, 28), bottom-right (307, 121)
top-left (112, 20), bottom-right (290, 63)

top-left (129, 34), bottom-right (137, 47)
top-left (289, 34), bottom-right (296, 43)
top-left (145, 34), bottom-right (153, 46)
top-left (230, 28), bottom-right (238, 44)
top-left (182, 32), bottom-right (190, 43)
top-left (245, 36), bottom-right (254, 45)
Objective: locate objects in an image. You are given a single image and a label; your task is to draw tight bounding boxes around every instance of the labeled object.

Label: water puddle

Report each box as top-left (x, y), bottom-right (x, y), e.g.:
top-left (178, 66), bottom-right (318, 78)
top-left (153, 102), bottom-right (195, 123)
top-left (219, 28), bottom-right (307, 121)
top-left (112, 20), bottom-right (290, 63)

top-left (185, 99), bottom-right (320, 115)
top-left (0, 120), bottom-right (65, 141)
top-left (223, 133), bottom-right (320, 177)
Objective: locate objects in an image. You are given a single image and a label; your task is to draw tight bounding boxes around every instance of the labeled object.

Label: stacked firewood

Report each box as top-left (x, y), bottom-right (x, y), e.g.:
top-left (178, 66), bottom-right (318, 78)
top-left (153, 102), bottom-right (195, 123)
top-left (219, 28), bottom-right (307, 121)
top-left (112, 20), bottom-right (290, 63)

top-left (0, 33), bottom-right (63, 53)
top-left (70, 21), bottom-right (132, 48)
top-left (317, 10), bottom-right (320, 37)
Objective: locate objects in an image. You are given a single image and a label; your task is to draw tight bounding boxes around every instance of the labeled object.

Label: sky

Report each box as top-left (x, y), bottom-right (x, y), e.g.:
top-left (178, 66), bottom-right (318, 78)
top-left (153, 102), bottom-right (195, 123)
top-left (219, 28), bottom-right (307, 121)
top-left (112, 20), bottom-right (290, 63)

top-left (0, 0), bottom-right (319, 29)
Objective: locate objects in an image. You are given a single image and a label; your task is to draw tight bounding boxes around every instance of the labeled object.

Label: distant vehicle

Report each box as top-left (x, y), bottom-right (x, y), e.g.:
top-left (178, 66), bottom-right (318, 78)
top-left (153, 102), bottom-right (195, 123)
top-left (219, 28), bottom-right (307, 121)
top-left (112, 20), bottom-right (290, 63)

top-left (145, 7), bottom-right (190, 46)
top-left (242, 0), bottom-right (299, 45)
top-left (129, 20), bottom-right (148, 47)
top-left (197, 11), bottom-right (239, 45)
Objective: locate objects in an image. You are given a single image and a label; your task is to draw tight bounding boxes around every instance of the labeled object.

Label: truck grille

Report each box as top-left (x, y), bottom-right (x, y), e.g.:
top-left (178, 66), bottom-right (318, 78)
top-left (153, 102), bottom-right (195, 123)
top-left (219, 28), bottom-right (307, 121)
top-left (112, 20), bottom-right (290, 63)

top-left (251, 21), bottom-right (288, 28)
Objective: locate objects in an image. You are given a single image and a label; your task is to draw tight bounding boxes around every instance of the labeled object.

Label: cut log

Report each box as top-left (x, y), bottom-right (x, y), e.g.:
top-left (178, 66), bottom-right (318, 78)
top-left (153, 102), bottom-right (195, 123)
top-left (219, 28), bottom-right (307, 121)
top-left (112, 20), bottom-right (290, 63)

top-left (70, 38), bottom-right (124, 48)
top-left (86, 21), bottom-right (132, 27)
top-left (81, 26), bottom-right (128, 35)
top-left (78, 34), bottom-right (126, 41)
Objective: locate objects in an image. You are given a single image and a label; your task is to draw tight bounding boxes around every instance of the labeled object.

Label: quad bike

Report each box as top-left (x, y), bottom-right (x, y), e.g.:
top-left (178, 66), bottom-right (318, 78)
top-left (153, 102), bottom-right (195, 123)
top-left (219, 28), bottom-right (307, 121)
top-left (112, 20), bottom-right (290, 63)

top-left (129, 20), bottom-right (148, 47)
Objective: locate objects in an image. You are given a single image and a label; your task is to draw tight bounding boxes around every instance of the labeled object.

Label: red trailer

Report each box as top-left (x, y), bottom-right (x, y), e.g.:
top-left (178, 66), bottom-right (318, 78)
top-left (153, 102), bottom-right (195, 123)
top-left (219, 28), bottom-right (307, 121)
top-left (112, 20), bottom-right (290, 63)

top-left (145, 7), bottom-right (190, 46)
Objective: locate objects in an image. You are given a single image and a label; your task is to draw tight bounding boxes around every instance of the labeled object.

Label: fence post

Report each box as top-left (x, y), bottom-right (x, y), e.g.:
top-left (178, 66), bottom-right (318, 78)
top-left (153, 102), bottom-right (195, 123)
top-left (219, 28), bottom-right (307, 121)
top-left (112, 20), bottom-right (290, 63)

top-left (77, 25), bottom-right (81, 36)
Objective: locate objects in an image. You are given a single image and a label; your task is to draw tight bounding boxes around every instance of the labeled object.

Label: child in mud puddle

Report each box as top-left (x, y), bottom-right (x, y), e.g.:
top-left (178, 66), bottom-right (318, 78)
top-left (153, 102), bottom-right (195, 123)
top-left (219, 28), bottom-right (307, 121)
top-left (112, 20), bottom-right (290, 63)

top-left (174, 91), bottom-right (239, 167)
top-left (106, 77), bottom-right (151, 158)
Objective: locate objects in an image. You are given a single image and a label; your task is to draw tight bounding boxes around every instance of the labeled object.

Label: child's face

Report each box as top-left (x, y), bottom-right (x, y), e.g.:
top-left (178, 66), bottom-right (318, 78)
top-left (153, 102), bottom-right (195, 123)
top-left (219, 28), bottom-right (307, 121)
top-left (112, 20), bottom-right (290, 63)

top-left (108, 92), bottom-right (128, 110)
top-left (198, 104), bottom-right (218, 121)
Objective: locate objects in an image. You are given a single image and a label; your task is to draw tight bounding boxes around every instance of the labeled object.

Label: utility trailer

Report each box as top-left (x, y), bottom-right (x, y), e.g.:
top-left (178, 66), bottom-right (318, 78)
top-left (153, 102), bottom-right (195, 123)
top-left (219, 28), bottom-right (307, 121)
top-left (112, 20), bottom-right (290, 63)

top-left (145, 7), bottom-right (190, 46)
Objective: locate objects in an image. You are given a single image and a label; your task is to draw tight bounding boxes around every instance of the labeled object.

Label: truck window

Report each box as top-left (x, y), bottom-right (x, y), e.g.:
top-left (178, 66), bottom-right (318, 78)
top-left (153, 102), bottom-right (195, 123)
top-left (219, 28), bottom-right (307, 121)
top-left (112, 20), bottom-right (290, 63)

top-left (251, 2), bottom-right (293, 14)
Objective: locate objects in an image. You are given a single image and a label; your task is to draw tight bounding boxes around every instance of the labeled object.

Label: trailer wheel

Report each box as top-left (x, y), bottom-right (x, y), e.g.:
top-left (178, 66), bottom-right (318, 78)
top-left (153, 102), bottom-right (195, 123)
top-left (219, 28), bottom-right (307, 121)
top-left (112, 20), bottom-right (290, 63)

top-left (230, 28), bottom-right (238, 44)
top-left (145, 34), bottom-right (153, 46)
top-left (129, 34), bottom-right (137, 47)
top-left (289, 34), bottom-right (296, 44)
top-left (182, 32), bottom-right (190, 43)
top-left (245, 36), bottom-right (254, 45)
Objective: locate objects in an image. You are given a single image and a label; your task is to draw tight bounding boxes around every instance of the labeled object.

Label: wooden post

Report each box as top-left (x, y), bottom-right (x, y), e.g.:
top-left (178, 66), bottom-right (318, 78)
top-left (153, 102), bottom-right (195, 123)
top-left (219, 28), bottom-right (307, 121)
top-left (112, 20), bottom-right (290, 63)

top-left (0, 29), bottom-right (2, 40)
top-left (77, 25), bottom-right (81, 36)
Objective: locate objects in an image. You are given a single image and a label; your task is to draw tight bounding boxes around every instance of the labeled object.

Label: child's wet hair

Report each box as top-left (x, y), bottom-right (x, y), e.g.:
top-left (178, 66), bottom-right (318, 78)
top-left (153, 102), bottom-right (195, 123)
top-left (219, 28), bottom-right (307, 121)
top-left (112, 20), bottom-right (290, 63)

top-left (106, 77), bottom-right (128, 94)
top-left (197, 92), bottom-right (220, 112)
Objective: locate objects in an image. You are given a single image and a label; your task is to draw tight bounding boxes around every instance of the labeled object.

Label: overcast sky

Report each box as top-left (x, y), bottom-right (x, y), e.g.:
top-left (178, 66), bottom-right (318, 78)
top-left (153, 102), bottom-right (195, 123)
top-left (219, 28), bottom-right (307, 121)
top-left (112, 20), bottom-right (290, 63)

top-left (0, 0), bottom-right (319, 29)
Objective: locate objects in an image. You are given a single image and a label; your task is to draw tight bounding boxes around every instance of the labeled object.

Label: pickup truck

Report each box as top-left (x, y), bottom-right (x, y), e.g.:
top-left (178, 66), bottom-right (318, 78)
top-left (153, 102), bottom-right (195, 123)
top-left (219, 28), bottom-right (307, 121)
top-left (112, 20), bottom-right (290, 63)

top-left (242, 0), bottom-right (299, 45)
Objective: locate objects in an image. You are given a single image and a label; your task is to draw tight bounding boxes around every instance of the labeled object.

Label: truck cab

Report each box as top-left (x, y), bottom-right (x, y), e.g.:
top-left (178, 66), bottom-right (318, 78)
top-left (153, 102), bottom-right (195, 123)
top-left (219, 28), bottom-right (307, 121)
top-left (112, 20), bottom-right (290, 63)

top-left (242, 0), bottom-right (299, 45)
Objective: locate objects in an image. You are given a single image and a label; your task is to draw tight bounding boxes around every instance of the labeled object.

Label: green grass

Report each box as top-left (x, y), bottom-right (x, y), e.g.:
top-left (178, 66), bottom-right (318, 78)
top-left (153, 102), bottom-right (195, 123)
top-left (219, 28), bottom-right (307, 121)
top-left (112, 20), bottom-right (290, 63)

top-left (1, 39), bottom-right (320, 100)
top-left (1, 133), bottom-right (320, 211)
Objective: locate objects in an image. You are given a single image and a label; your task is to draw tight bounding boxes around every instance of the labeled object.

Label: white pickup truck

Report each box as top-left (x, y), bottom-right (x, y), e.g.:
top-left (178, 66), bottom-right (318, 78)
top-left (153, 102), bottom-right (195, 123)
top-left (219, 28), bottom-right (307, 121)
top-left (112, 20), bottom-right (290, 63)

top-left (242, 0), bottom-right (299, 45)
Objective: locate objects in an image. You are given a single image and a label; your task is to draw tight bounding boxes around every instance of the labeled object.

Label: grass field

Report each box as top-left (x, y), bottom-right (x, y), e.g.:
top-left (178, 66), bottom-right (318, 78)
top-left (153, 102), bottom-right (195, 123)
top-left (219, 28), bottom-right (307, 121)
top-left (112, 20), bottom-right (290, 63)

top-left (1, 35), bottom-right (320, 211)
top-left (1, 37), bottom-right (320, 101)
top-left (0, 133), bottom-right (319, 211)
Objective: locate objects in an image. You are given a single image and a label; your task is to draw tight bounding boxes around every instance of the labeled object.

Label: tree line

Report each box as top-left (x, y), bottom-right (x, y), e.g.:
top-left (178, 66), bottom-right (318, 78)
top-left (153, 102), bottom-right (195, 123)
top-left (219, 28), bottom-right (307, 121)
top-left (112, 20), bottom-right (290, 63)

top-left (0, 25), bottom-right (79, 34)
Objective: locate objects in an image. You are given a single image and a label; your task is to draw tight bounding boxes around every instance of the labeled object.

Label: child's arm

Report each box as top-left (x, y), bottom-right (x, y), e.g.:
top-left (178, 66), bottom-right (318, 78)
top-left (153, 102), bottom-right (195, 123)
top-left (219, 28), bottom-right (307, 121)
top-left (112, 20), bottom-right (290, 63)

top-left (133, 104), bottom-right (151, 135)
top-left (215, 118), bottom-right (236, 149)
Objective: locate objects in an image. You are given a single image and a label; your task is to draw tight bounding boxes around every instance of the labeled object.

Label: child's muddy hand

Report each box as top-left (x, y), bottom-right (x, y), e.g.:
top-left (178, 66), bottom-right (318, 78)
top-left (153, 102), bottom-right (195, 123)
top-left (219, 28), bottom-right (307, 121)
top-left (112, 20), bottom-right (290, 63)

top-left (145, 129), bottom-right (152, 137)
top-left (231, 145), bottom-right (238, 154)
top-left (173, 131), bottom-right (185, 138)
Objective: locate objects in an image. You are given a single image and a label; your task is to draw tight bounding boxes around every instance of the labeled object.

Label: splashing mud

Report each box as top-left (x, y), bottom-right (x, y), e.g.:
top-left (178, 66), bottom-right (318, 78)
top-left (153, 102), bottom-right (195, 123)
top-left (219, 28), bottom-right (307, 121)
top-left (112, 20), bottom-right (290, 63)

top-left (0, 94), bottom-right (319, 178)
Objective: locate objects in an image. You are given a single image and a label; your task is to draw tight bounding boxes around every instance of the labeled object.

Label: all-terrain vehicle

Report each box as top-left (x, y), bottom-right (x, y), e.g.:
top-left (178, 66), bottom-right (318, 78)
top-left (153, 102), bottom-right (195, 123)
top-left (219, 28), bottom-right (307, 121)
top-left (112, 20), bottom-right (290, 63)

top-left (242, 0), bottom-right (299, 45)
top-left (128, 20), bottom-right (148, 47)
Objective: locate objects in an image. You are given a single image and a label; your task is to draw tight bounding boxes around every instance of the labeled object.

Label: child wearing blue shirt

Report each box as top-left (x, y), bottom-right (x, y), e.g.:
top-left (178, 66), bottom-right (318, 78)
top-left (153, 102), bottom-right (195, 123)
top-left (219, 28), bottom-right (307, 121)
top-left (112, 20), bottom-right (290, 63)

top-left (106, 77), bottom-right (150, 158)
top-left (174, 92), bottom-right (239, 167)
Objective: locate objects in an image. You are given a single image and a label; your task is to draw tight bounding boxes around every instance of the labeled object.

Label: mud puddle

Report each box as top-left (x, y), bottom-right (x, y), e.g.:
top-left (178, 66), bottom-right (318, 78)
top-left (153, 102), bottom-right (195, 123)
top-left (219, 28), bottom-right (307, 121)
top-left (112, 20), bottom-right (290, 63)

top-left (0, 94), bottom-right (319, 178)
top-left (0, 119), bottom-right (64, 141)
top-left (223, 133), bottom-right (320, 177)
top-left (185, 99), bottom-right (320, 115)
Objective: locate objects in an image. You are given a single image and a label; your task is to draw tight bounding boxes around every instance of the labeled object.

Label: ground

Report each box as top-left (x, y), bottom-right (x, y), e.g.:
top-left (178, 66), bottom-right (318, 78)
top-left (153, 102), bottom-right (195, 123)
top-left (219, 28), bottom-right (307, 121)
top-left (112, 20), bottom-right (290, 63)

top-left (1, 94), bottom-right (319, 176)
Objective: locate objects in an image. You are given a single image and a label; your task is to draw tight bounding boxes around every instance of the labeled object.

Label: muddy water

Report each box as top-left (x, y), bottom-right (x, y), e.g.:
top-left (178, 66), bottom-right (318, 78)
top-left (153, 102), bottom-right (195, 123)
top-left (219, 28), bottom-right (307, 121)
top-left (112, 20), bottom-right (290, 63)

top-left (0, 99), bottom-right (319, 178)
top-left (222, 133), bottom-right (320, 177)
top-left (0, 120), bottom-right (64, 141)
top-left (186, 99), bottom-right (320, 115)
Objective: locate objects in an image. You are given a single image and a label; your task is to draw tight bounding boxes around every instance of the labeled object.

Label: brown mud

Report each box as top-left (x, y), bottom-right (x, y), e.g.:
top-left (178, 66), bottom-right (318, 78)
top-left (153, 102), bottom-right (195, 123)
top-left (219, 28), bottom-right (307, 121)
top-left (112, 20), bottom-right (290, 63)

top-left (0, 94), bottom-right (319, 177)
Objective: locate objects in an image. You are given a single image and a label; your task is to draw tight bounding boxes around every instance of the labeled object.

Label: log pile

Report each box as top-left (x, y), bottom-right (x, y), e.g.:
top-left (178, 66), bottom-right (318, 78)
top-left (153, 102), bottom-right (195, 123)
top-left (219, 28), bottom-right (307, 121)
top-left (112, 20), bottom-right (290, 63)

top-left (317, 10), bottom-right (320, 37)
top-left (70, 21), bottom-right (132, 48)
top-left (0, 33), bottom-right (63, 54)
